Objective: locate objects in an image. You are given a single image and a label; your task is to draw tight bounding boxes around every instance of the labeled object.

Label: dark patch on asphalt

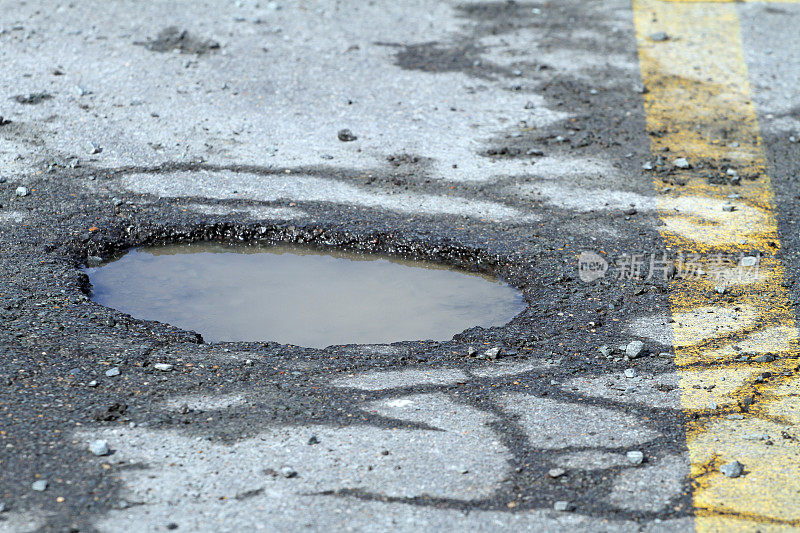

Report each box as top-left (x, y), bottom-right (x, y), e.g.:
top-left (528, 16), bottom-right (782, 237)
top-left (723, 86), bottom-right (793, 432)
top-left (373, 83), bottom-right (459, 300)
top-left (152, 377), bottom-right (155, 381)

top-left (135, 26), bottom-right (220, 54)
top-left (12, 92), bottom-right (53, 105)
top-left (378, 41), bottom-right (512, 80)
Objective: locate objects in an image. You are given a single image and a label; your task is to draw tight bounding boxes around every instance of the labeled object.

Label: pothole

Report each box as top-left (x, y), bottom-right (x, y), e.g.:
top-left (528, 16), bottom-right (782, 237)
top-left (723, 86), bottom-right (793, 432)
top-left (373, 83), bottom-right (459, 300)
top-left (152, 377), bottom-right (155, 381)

top-left (85, 242), bottom-right (525, 348)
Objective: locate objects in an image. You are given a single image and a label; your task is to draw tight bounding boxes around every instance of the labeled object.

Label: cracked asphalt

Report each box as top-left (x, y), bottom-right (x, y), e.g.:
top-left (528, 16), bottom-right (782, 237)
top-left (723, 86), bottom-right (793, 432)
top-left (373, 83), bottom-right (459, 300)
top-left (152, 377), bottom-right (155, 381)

top-left (1, 0), bottom-right (799, 531)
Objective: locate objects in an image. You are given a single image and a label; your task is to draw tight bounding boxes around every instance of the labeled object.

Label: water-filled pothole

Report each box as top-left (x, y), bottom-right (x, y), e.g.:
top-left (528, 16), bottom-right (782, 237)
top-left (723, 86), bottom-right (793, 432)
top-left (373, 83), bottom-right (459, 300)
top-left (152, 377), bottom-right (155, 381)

top-left (85, 243), bottom-right (525, 348)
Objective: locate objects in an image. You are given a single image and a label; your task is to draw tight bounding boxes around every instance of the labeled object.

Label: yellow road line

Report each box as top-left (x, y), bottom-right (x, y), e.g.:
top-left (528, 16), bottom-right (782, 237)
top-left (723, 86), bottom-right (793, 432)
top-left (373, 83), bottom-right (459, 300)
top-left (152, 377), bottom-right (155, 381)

top-left (633, 0), bottom-right (800, 530)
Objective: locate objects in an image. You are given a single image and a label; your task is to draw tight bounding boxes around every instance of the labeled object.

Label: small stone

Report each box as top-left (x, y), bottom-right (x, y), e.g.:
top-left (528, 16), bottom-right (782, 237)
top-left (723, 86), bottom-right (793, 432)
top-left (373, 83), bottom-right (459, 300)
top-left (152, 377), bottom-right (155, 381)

top-left (722, 205), bottom-right (736, 212)
top-left (307, 435), bottom-right (320, 445)
top-left (598, 345), bottom-right (612, 357)
top-left (625, 340), bottom-right (644, 358)
top-left (89, 439), bottom-right (110, 456)
top-left (623, 207), bottom-right (637, 216)
top-left (337, 129), bottom-right (357, 142)
top-left (649, 31), bottom-right (669, 42)
top-left (88, 380), bottom-right (98, 387)
top-left (31, 480), bottom-right (48, 492)
top-left (15, 186), bottom-right (28, 197)
top-left (740, 256), bottom-right (758, 267)
top-left (673, 157), bottom-right (690, 169)
top-left (524, 101), bottom-right (536, 109)
top-left (526, 149), bottom-right (544, 156)
top-left (105, 367), bottom-right (120, 377)
top-left (720, 461), bottom-right (744, 478)
top-left (280, 467), bottom-right (298, 478)
top-left (624, 368), bottom-right (637, 379)
top-left (553, 500), bottom-right (573, 512)
top-left (0, 502), bottom-right (7, 512)
top-left (642, 161), bottom-right (653, 170)
top-left (484, 347), bottom-right (502, 360)
top-left (626, 451), bottom-right (644, 465)
top-left (14, 92), bottom-right (52, 105)
top-left (86, 142), bottom-right (102, 155)
top-left (548, 467), bottom-right (566, 478)
top-left (715, 285), bottom-right (726, 294)
top-left (467, 346), bottom-right (477, 357)
top-left (153, 363), bottom-right (174, 372)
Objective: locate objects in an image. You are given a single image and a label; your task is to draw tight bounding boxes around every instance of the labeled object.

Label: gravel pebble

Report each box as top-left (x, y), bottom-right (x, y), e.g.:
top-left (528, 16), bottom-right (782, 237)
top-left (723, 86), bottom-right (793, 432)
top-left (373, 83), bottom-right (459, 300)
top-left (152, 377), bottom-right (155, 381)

top-left (625, 340), bottom-right (644, 358)
top-left (89, 439), bottom-right (110, 456)
top-left (105, 367), bottom-right (120, 377)
top-left (337, 129), bottom-right (357, 142)
top-left (31, 480), bottom-right (48, 492)
top-left (280, 467), bottom-right (298, 478)
top-left (720, 461), bottom-right (744, 478)
top-left (15, 186), bottom-right (28, 197)
top-left (153, 363), bottom-right (174, 372)
top-left (553, 500), bottom-right (573, 512)
top-left (673, 157), bottom-right (690, 169)
top-left (86, 142), bottom-right (102, 155)
top-left (484, 347), bottom-right (501, 360)
top-left (626, 450), bottom-right (644, 465)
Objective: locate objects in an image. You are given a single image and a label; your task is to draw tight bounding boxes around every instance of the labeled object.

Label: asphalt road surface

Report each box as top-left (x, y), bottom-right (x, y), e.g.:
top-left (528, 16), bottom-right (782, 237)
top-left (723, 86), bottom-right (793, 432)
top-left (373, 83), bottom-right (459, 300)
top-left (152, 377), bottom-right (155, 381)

top-left (1, 0), bottom-right (800, 531)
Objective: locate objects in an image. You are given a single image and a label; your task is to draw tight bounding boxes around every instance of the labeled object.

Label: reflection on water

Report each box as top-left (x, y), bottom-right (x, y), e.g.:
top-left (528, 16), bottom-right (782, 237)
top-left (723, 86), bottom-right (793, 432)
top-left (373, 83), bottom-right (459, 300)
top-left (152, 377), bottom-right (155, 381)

top-left (85, 243), bottom-right (526, 348)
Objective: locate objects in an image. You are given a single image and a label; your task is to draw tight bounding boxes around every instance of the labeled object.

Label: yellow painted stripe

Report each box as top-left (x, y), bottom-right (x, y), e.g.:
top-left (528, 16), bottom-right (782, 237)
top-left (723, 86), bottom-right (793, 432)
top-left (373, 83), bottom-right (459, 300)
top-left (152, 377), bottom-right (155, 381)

top-left (633, 1), bottom-right (800, 530)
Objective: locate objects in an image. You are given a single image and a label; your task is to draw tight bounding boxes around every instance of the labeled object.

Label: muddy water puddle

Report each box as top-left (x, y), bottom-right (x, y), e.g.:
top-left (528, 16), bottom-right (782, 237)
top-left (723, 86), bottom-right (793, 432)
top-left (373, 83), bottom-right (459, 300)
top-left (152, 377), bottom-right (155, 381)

top-left (85, 243), bottom-right (525, 348)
